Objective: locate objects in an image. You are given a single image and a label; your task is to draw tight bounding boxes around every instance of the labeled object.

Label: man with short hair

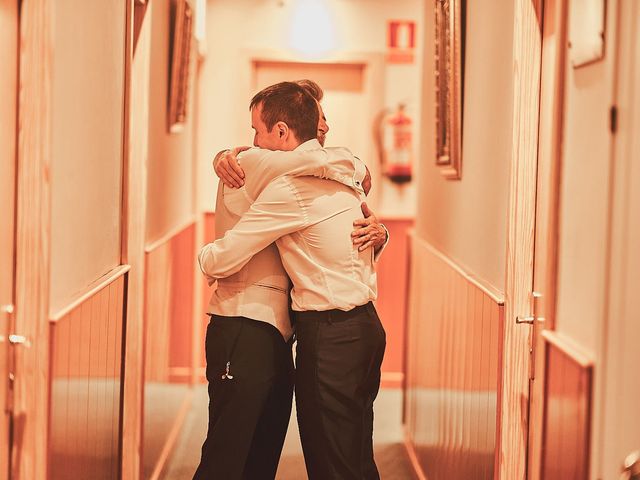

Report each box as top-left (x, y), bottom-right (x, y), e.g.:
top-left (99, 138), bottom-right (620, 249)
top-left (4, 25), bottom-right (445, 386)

top-left (199, 81), bottom-right (386, 479)
top-left (194, 81), bottom-right (384, 480)
top-left (215, 79), bottom-right (386, 251)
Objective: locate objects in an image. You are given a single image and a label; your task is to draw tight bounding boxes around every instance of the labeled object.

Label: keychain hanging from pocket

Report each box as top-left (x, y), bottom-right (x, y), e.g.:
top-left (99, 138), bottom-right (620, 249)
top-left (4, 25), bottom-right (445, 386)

top-left (221, 361), bottom-right (234, 380)
top-left (220, 320), bottom-right (245, 381)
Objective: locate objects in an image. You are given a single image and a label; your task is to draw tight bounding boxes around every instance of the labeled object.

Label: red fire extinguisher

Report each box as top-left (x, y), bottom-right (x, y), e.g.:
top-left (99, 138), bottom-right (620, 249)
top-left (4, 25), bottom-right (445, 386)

top-left (374, 103), bottom-right (413, 184)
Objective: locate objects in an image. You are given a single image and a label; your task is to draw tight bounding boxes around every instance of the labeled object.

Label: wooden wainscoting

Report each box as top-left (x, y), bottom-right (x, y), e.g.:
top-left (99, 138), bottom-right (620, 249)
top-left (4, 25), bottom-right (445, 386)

top-left (198, 212), bottom-right (216, 382)
top-left (49, 267), bottom-right (129, 480)
top-left (540, 331), bottom-right (592, 480)
top-left (144, 220), bottom-right (196, 384)
top-left (405, 235), bottom-right (505, 480)
top-left (142, 219), bottom-right (197, 479)
top-left (375, 218), bottom-right (413, 389)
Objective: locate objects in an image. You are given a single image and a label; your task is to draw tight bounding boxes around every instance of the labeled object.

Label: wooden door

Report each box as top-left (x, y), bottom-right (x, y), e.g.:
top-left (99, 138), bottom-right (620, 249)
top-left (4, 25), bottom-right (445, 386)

top-left (0, 1), bottom-right (19, 478)
top-left (13, 1), bottom-right (53, 478)
top-left (501, 0), bottom-right (543, 478)
top-left (526, 0), bottom-right (568, 477)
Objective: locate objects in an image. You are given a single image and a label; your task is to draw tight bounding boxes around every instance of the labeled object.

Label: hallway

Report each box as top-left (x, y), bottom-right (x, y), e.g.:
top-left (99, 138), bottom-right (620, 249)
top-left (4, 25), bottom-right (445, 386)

top-left (2, 0), bottom-right (640, 479)
top-left (158, 387), bottom-right (414, 479)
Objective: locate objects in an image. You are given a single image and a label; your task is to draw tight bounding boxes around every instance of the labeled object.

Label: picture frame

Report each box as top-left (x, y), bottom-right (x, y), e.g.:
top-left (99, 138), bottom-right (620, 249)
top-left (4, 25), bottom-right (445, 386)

top-left (168, 0), bottom-right (194, 133)
top-left (434, 0), bottom-right (465, 180)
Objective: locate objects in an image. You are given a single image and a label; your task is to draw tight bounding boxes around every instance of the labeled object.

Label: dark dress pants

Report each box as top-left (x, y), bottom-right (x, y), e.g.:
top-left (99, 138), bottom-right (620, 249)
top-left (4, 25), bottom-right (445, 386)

top-left (294, 302), bottom-right (386, 480)
top-left (193, 315), bottom-right (294, 480)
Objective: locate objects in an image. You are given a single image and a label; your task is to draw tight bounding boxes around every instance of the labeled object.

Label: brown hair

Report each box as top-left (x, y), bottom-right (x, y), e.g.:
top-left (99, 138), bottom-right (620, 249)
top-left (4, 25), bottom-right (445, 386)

top-left (249, 82), bottom-right (319, 143)
top-left (296, 79), bottom-right (324, 102)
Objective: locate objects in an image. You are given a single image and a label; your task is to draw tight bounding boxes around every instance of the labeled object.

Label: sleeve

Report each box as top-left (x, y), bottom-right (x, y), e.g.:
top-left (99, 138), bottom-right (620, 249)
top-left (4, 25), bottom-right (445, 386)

top-left (239, 147), bottom-right (366, 198)
top-left (198, 178), bottom-right (308, 279)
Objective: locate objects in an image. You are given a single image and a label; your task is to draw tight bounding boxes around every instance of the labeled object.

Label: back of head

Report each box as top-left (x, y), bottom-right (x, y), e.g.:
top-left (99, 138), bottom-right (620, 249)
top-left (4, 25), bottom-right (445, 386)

top-left (296, 79), bottom-right (324, 102)
top-left (250, 82), bottom-right (319, 143)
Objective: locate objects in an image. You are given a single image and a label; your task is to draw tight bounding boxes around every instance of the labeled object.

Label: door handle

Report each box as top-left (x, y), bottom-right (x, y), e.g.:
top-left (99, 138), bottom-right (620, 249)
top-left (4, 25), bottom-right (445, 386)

top-left (622, 450), bottom-right (640, 480)
top-left (1, 305), bottom-right (28, 347)
top-left (516, 292), bottom-right (545, 325)
top-left (8, 334), bottom-right (29, 347)
top-left (1, 304), bottom-right (14, 314)
top-left (1, 304), bottom-right (14, 343)
top-left (516, 316), bottom-right (545, 325)
top-left (516, 316), bottom-right (535, 324)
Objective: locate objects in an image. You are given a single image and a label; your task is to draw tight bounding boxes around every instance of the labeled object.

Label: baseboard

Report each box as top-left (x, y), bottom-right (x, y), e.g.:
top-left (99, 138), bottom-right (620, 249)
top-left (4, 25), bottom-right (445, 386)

top-left (403, 427), bottom-right (429, 480)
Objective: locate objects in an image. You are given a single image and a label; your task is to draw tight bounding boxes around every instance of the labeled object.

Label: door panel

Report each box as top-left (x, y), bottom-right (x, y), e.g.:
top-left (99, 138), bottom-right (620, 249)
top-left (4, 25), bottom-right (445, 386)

top-left (501, 0), bottom-right (542, 478)
top-left (14, 0), bottom-right (53, 477)
top-left (0, 1), bottom-right (19, 478)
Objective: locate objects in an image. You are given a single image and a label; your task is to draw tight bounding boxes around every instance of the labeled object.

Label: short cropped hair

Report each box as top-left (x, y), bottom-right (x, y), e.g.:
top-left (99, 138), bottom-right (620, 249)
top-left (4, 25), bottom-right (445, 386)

top-left (249, 82), bottom-right (319, 143)
top-left (296, 79), bottom-right (324, 102)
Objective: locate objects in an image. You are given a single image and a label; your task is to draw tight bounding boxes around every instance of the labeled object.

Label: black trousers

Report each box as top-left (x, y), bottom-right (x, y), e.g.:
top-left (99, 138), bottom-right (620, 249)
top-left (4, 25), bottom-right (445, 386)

top-left (294, 302), bottom-right (386, 480)
top-left (193, 315), bottom-right (294, 480)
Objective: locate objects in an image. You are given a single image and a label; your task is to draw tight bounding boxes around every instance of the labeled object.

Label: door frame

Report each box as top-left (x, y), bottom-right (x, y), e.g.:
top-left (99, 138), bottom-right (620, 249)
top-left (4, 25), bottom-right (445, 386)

top-left (0, 1), bottom-right (20, 478)
top-left (526, 0), bottom-right (569, 477)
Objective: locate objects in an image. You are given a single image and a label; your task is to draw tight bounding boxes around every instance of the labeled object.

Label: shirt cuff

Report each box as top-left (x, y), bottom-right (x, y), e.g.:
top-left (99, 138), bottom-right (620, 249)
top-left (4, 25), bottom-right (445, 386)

top-left (373, 224), bottom-right (390, 262)
top-left (352, 157), bottom-right (367, 194)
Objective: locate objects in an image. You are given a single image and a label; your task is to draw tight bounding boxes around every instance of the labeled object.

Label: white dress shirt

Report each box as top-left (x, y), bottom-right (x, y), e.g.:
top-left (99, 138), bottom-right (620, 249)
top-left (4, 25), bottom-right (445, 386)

top-left (199, 140), bottom-right (378, 320)
top-left (201, 139), bottom-right (367, 339)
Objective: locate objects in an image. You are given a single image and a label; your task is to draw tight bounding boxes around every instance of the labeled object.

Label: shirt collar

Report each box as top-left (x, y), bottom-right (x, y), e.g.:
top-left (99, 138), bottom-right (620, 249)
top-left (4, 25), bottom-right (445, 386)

top-left (294, 139), bottom-right (322, 152)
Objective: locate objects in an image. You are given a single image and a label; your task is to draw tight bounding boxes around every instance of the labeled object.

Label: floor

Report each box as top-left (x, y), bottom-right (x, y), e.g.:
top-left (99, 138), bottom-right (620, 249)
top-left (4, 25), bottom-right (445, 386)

top-left (142, 383), bottom-right (191, 479)
top-left (160, 385), bottom-right (417, 479)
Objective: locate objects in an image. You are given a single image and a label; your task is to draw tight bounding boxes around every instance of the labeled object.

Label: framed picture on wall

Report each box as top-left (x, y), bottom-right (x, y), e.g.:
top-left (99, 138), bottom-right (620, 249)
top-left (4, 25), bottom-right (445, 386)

top-left (168, 0), bottom-right (194, 133)
top-left (434, 0), bottom-right (465, 180)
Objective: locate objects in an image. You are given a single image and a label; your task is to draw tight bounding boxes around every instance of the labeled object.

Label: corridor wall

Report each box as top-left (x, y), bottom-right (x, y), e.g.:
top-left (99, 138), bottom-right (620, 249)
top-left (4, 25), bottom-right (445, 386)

top-left (50, 1), bottom-right (125, 314)
top-left (550, 1), bottom-right (620, 476)
top-left (47, 3), bottom-right (128, 479)
top-left (406, 0), bottom-right (515, 477)
top-left (142, 0), bottom-right (202, 477)
top-left (146, 0), bottom-right (197, 244)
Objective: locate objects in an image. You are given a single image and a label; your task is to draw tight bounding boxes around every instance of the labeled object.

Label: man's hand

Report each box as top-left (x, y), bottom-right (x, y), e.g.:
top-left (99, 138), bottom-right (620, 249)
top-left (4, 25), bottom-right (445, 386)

top-left (213, 146), bottom-right (250, 188)
top-left (351, 202), bottom-right (387, 252)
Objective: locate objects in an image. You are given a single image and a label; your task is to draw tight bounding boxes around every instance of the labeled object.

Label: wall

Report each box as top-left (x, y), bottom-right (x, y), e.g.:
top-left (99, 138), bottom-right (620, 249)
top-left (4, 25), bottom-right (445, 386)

top-left (552, 2), bottom-right (618, 477)
top-left (50, 1), bottom-right (126, 312)
top-left (405, 1), bottom-right (515, 477)
top-left (198, 0), bottom-right (423, 216)
top-left (417, 0), bottom-right (515, 291)
top-left (599, 1), bottom-right (640, 477)
top-left (142, 2), bottom-right (202, 477)
top-left (146, 0), bottom-right (198, 244)
top-left (553, 13), bottom-right (616, 358)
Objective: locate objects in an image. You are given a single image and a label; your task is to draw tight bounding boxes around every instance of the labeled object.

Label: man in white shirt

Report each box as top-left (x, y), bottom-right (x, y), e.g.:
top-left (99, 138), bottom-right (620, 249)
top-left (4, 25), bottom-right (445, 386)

top-left (194, 82), bottom-right (385, 480)
top-left (214, 79), bottom-right (386, 253)
top-left (199, 82), bottom-right (386, 479)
